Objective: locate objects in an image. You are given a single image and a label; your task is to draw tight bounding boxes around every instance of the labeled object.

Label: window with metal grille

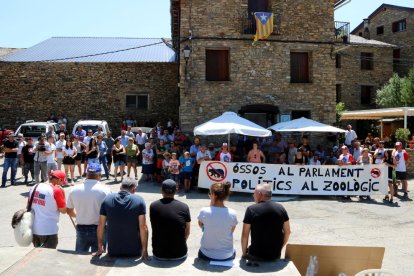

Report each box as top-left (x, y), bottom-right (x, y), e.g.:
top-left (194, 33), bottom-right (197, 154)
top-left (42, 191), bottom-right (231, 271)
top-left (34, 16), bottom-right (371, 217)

top-left (290, 52), bottom-right (310, 83)
top-left (392, 19), bottom-right (406, 32)
top-left (361, 86), bottom-right (373, 105)
top-left (206, 49), bottom-right (230, 81)
top-left (126, 94), bottom-right (149, 109)
top-left (361, 52), bottom-right (373, 70)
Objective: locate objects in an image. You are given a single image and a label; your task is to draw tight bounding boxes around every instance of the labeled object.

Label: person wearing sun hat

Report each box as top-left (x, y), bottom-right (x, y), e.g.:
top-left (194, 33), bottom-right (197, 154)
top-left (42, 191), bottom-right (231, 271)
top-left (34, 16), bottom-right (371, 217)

top-left (28, 170), bottom-right (67, 248)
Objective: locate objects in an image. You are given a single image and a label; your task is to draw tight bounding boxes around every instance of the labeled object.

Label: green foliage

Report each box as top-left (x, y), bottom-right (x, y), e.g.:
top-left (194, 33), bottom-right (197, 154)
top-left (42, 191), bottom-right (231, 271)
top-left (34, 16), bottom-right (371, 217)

top-left (376, 68), bottom-right (414, 107)
top-left (335, 102), bottom-right (346, 126)
top-left (395, 128), bottom-right (410, 144)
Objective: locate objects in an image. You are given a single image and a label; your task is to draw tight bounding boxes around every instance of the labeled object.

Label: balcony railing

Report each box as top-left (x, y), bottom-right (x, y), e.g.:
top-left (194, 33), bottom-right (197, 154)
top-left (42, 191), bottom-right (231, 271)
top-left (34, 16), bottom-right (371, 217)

top-left (335, 21), bottom-right (350, 44)
top-left (241, 13), bottom-right (280, 35)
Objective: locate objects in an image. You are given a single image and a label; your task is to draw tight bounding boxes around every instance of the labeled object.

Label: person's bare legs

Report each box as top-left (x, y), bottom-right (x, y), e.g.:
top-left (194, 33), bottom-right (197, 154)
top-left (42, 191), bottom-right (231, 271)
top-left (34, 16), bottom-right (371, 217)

top-left (127, 162), bottom-right (131, 177)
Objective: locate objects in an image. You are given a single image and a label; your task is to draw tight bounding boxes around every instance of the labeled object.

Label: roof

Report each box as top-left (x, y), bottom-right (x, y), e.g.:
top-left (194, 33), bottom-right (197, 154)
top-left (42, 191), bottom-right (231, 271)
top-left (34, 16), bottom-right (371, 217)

top-left (334, 0), bottom-right (349, 9)
top-left (351, 4), bottom-right (414, 34)
top-left (349, 34), bottom-right (396, 47)
top-left (341, 107), bottom-right (414, 120)
top-left (0, 37), bottom-right (176, 63)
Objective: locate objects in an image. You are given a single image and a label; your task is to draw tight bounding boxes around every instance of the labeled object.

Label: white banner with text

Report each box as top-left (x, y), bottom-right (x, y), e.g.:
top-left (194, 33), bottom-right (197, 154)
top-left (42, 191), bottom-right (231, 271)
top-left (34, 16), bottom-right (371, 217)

top-left (198, 161), bottom-right (388, 196)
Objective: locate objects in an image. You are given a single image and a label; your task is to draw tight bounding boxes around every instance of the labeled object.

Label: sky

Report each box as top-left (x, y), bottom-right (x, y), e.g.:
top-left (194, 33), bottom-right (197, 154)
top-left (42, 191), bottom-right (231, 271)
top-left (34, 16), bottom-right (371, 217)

top-left (1, 0), bottom-right (414, 48)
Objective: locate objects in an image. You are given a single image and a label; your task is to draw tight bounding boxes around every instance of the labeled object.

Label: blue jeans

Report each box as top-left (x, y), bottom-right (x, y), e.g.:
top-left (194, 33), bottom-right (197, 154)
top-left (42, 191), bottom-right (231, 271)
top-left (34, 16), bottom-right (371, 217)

top-left (76, 225), bottom-right (99, 252)
top-left (99, 156), bottom-right (109, 177)
top-left (2, 158), bottom-right (18, 185)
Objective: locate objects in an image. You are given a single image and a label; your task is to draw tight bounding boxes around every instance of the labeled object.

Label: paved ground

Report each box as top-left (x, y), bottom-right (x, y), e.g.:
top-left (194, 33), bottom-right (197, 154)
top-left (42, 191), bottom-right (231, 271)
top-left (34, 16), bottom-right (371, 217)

top-left (0, 159), bottom-right (413, 275)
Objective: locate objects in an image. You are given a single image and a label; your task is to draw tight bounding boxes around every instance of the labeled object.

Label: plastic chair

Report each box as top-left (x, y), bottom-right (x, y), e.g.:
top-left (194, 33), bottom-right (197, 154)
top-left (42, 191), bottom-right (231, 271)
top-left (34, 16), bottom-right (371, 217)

top-left (355, 269), bottom-right (396, 276)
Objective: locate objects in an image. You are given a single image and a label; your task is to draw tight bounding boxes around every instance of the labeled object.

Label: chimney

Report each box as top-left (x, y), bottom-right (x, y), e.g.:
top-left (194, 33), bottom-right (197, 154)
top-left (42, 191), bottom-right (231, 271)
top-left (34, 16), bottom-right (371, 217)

top-left (363, 18), bottom-right (370, 39)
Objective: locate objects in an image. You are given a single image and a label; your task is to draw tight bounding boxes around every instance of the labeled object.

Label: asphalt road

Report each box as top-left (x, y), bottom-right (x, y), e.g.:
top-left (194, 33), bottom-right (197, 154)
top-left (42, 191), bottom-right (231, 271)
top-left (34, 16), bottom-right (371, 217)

top-left (0, 159), bottom-right (413, 275)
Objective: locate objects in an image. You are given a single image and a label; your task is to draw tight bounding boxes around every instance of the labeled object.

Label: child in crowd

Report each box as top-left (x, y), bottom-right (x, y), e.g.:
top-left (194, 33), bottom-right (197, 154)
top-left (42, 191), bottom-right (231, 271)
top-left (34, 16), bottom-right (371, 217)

top-left (168, 153), bottom-right (181, 192)
top-left (179, 151), bottom-right (195, 193)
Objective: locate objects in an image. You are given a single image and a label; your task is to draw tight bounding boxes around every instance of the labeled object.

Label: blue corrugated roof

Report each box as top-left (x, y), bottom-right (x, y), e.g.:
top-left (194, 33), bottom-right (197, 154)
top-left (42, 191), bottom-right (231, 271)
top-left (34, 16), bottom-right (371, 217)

top-left (0, 37), bottom-right (176, 63)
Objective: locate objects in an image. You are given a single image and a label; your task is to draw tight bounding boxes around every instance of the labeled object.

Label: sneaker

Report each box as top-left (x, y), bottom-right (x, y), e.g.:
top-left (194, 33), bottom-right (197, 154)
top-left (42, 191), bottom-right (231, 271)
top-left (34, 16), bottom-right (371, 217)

top-left (403, 192), bottom-right (408, 198)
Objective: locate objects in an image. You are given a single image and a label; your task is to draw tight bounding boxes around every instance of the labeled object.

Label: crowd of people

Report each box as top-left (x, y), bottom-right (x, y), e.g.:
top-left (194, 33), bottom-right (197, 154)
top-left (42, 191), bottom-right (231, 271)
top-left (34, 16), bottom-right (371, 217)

top-left (1, 123), bottom-right (411, 202)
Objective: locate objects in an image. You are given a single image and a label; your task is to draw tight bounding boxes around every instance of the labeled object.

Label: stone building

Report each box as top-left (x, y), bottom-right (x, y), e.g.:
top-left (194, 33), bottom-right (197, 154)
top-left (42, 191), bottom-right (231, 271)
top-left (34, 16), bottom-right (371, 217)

top-left (351, 4), bottom-right (414, 76)
top-left (171, 0), bottom-right (353, 132)
top-left (335, 34), bottom-right (395, 111)
top-left (0, 37), bottom-right (178, 131)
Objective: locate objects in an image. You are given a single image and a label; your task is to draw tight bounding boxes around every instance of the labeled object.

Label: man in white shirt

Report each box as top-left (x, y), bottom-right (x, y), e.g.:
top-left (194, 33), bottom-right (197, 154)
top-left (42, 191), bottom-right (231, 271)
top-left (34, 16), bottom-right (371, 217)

top-left (393, 142), bottom-right (409, 198)
top-left (55, 133), bottom-right (66, 170)
top-left (135, 128), bottom-right (148, 165)
top-left (66, 163), bottom-right (111, 252)
top-left (344, 125), bottom-right (357, 150)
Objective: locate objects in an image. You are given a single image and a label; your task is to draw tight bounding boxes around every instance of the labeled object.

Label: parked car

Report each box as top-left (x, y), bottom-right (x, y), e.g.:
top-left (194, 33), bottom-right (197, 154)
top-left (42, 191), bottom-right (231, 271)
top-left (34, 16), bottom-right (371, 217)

top-left (15, 120), bottom-right (59, 142)
top-left (72, 120), bottom-right (110, 137)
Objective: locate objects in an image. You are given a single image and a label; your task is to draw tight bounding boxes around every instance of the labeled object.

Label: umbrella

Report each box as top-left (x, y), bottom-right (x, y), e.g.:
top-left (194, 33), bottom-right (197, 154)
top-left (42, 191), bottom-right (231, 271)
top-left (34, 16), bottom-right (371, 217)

top-left (268, 117), bottom-right (346, 133)
top-left (194, 112), bottom-right (272, 144)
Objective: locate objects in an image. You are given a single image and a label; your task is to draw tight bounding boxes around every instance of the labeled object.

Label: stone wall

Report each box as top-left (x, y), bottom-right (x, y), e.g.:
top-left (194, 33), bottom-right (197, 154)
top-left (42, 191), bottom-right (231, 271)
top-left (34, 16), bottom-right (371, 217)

top-left (0, 62), bottom-right (178, 132)
top-left (177, 0), bottom-right (337, 132)
top-left (353, 6), bottom-right (414, 76)
top-left (336, 45), bottom-right (394, 111)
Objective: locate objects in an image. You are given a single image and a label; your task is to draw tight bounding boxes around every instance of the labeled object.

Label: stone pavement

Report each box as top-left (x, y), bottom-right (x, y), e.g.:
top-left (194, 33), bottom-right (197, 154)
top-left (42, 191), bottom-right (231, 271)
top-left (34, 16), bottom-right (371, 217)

top-left (0, 159), bottom-right (413, 275)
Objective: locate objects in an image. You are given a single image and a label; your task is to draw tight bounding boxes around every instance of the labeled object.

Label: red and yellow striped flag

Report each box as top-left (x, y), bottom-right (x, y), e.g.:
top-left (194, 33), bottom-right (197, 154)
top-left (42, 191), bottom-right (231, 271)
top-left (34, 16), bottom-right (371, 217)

top-left (253, 12), bottom-right (274, 42)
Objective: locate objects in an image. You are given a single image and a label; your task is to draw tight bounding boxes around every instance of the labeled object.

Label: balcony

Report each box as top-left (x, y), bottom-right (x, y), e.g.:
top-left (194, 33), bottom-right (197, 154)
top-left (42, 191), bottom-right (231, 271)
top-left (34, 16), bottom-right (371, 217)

top-left (241, 13), bottom-right (280, 35)
top-left (335, 21), bottom-right (350, 44)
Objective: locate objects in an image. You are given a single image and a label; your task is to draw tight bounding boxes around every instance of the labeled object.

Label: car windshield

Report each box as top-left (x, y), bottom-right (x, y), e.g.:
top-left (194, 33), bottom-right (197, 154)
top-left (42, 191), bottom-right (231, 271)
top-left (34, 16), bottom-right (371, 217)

top-left (19, 125), bottom-right (46, 137)
top-left (77, 125), bottom-right (100, 134)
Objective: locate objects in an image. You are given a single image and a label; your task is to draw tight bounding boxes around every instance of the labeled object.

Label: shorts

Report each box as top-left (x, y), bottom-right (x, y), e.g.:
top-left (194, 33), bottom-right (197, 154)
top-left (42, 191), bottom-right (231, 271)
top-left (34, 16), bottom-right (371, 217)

top-left (183, 172), bottom-right (191, 180)
top-left (33, 234), bottom-right (58, 249)
top-left (63, 156), bottom-right (75, 165)
top-left (127, 156), bottom-right (137, 164)
top-left (74, 154), bottom-right (82, 161)
top-left (81, 153), bottom-right (87, 163)
top-left (114, 160), bottom-right (125, 167)
top-left (396, 171), bottom-right (407, 181)
top-left (170, 174), bottom-right (180, 182)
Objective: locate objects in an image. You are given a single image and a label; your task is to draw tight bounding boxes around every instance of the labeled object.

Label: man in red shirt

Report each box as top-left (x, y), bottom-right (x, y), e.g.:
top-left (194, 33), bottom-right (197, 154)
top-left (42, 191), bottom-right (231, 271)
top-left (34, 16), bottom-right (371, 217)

top-left (29, 170), bottom-right (67, 248)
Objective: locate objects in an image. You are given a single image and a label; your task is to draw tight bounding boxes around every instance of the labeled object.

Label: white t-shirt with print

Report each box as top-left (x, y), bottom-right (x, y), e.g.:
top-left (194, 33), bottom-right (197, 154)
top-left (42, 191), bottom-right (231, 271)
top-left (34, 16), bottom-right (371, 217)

top-left (56, 140), bottom-right (66, 159)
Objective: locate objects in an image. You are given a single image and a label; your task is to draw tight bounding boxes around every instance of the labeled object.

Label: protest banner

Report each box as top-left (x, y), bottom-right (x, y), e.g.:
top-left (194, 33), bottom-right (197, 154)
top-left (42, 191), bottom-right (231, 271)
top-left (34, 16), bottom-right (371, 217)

top-left (198, 161), bottom-right (388, 196)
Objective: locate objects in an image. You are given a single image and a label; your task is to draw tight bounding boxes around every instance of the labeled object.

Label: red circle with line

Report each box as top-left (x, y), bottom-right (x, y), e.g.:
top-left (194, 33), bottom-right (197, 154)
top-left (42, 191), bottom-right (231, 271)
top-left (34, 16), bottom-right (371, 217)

top-left (370, 168), bottom-right (381, 178)
top-left (206, 162), bottom-right (227, 182)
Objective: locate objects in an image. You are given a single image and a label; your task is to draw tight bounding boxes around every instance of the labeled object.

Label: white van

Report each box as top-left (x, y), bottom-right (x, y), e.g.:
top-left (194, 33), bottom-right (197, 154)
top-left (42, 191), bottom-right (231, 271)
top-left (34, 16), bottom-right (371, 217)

top-left (72, 120), bottom-right (110, 136)
top-left (15, 120), bottom-right (59, 142)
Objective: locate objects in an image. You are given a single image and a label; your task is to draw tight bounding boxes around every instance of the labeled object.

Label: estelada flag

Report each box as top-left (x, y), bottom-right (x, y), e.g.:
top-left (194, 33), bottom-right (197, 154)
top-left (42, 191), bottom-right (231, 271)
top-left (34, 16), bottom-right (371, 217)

top-left (253, 12), bottom-right (274, 42)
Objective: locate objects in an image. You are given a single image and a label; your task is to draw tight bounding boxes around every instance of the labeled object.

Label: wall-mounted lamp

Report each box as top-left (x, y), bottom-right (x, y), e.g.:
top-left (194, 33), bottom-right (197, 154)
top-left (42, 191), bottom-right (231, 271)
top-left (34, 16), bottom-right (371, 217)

top-left (183, 45), bottom-right (191, 81)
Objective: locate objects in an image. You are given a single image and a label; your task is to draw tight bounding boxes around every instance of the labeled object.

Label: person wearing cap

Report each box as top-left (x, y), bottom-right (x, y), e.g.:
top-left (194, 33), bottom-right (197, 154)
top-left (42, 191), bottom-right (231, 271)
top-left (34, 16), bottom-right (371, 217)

top-left (215, 143), bottom-right (233, 162)
top-left (66, 163), bottom-right (110, 252)
top-left (150, 179), bottom-right (191, 260)
top-left (21, 137), bottom-right (35, 185)
top-left (337, 145), bottom-right (354, 166)
top-left (94, 177), bottom-right (148, 259)
top-left (393, 142), bottom-right (409, 198)
top-left (32, 134), bottom-right (51, 184)
top-left (28, 170), bottom-right (67, 248)
top-left (1, 132), bottom-right (19, 187)
top-left (55, 133), bottom-right (66, 170)
top-left (179, 151), bottom-right (195, 193)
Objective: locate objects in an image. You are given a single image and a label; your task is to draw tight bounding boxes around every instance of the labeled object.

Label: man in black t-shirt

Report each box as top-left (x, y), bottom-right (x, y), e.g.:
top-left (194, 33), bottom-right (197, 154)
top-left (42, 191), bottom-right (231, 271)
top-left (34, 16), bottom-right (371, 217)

top-left (21, 138), bottom-right (35, 184)
top-left (241, 184), bottom-right (291, 261)
top-left (150, 179), bottom-right (191, 260)
top-left (1, 133), bottom-right (19, 187)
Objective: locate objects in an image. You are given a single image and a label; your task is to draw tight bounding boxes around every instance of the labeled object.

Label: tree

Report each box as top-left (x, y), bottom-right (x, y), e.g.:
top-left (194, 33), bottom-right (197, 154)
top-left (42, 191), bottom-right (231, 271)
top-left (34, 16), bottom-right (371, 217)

top-left (335, 102), bottom-right (346, 127)
top-left (376, 68), bottom-right (414, 107)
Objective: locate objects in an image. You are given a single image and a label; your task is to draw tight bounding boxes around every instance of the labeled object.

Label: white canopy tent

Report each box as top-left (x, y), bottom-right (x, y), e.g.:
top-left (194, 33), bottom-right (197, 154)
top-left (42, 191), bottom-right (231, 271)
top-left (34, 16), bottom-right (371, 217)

top-left (341, 107), bottom-right (414, 137)
top-left (268, 117), bottom-right (347, 133)
top-left (193, 112), bottom-right (272, 144)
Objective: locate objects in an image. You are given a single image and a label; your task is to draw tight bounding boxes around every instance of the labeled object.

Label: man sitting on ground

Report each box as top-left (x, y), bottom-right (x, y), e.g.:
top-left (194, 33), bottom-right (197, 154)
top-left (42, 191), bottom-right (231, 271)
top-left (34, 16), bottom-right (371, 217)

top-left (94, 178), bottom-right (149, 259)
top-left (150, 179), bottom-right (191, 260)
top-left (241, 184), bottom-right (291, 261)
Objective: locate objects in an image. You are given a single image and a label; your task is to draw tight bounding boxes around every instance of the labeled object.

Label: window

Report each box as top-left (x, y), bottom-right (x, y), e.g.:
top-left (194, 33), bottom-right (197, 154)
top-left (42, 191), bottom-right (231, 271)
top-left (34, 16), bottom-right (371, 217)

top-left (290, 52), bottom-right (310, 83)
top-left (206, 49), bottom-right (230, 81)
top-left (361, 52), bottom-right (373, 70)
top-left (361, 86), bottom-right (373, 105)
top-left (376, 26), bottom-right (384, 35)
top-left (392, 19), bottom-right (406, 32)
top-left (358, 32), bottom-right (363, 37)
top-left (335, 54), bottom-right (341, 68)
top-left (245, 0), bottom-right (271, 34)
top-left (393, 49), bottom-right (401, 64)
top-left (126, 94), bottom-right (149, 109)
top-left (292, 110), bottom-right (311, 120)
top-left (336, 84), bottom-right (342, 103)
